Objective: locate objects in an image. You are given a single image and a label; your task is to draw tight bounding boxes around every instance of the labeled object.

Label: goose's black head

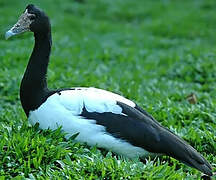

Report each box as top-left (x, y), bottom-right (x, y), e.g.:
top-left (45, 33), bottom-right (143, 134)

top-left (5, 4), bottom-right (50, 39)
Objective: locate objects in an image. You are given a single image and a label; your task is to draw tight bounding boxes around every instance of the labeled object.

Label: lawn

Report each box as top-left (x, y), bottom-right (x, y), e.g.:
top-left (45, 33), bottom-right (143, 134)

top-left (0, 0), bottom-right (216, 179)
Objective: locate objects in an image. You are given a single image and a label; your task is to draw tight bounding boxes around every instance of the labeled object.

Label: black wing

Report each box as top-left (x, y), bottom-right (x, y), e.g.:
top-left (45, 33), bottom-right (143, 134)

top-left (80, 101), bottom-right (212, 176)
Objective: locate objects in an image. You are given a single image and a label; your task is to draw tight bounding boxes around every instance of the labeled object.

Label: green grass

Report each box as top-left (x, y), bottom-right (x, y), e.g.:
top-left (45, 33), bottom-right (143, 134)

top-left (0, 0), bottom-right (216, 179)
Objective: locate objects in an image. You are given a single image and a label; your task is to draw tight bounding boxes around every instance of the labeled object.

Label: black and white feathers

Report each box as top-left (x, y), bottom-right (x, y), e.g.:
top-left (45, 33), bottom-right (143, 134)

top-left (29, 87), bottom-right (151, 158)
top-left (5, 4), bottom-right (213, 176)
top-left (29, 87), bottom-right (212, 176)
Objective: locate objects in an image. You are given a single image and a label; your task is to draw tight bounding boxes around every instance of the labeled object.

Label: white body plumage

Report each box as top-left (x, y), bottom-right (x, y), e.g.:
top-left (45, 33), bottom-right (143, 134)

top-left (29, 87), bottom-right (151, 158)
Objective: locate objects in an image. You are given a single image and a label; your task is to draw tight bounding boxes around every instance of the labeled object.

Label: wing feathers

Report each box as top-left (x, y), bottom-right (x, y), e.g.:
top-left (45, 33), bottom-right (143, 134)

top-left (44, 88), bottom-right (212, 176)
top-left (134, 103), bottom-right (212, 176)
top-left (81, 99), bottom-right (212, 176)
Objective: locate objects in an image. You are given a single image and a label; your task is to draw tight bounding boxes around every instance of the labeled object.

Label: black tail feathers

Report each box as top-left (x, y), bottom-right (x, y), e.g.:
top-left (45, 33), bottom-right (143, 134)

top-left (160, 129), bottom-right (212, 176)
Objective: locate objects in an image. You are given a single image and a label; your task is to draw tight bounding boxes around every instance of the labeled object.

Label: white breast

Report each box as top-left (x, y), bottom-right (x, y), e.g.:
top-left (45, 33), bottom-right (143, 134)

top-left (28, 87), bottom-right (151, 158)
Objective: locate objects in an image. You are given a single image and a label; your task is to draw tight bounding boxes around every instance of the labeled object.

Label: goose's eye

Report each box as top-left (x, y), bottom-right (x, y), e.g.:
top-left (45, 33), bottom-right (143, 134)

top-left (28, 14), bottom-right (36, 21)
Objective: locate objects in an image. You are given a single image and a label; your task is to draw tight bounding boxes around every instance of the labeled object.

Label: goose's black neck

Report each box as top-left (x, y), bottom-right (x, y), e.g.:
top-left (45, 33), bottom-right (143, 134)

top-left (20, 31), bottom-right (54, 116)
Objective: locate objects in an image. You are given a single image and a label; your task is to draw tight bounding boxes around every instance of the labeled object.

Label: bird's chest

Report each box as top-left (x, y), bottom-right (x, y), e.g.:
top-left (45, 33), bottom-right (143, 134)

top-left (28, 94), bottom-right (85, 131)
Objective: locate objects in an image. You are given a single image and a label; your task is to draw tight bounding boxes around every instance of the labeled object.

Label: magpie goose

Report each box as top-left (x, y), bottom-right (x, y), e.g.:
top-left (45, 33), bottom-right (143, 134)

top-left (5, 4), bottom-right (212, 176)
